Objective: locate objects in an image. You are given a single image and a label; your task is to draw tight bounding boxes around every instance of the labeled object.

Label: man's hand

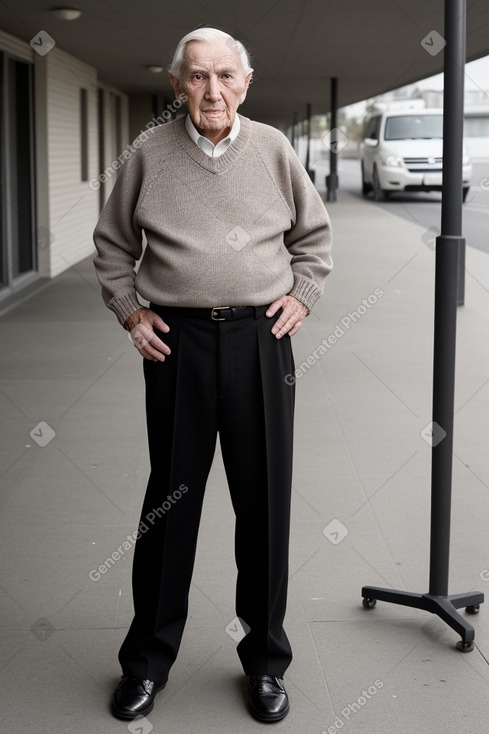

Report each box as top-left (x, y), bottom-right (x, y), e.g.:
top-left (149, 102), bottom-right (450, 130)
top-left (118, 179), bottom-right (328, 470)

top-left (124, 307), bottom-right (171, 362)
top-left (266, 295), bottom-right (309, 338)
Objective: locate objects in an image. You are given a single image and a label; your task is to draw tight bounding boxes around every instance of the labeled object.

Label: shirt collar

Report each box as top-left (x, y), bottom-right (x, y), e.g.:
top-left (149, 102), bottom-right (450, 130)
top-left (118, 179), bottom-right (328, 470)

top-left (185, 114), bottom-right (240, 157)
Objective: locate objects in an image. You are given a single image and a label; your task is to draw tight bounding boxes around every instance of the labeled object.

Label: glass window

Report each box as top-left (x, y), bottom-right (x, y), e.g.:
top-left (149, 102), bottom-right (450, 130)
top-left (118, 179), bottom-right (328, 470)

top-left (0, 54), bottom-right (35, 286)
top-left (384, 114), bottom-right (443, 140)
top-left (464, 117), bottom-right (489, 137)
top-left (365, 116), bottom-right (380, 140)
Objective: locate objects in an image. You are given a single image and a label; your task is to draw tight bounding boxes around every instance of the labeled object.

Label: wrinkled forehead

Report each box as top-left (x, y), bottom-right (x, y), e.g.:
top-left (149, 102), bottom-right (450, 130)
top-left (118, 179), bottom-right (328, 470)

top-left (182, 39), bottom-right (245, 75)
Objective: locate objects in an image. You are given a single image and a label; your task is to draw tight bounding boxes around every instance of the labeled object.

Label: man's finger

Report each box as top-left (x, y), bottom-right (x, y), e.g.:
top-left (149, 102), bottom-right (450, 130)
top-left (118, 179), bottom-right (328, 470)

top-left (129, 322), bottom-right (154, 349)
top-left (272, 311), bottom-right (296, 338)
top-left (130, 319), bottom-right (171, 359)
top-left (138, 340), bottom-right (168, 362)
top-left (150, 313), bottom-right (170, 334)
top-left (266, 297), bottom-right (285, 318)
top-left (143, 345), bottom-right (167, 362)
top-left (129, 324), bottom-right (170, 355)
top-left (287, 319), bottom-right (304, 337)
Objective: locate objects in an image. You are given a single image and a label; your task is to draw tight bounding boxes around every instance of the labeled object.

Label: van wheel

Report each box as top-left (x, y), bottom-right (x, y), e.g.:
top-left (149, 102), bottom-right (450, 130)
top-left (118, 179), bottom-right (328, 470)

top-left (373, 168), bottom-right (388, 202)
top-left (361, 163), bottom-right (372, 196)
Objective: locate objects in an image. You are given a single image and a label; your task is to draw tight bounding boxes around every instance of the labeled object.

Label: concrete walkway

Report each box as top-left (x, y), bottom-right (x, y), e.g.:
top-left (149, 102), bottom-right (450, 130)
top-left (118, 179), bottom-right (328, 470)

top-left (1, 179), bottom-right (489, 734)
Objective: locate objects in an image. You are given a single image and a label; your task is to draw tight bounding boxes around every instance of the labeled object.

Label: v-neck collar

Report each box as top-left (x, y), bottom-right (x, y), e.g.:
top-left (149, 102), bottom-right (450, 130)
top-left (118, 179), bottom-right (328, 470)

top-left (172, 114), bottom-right (252, 173)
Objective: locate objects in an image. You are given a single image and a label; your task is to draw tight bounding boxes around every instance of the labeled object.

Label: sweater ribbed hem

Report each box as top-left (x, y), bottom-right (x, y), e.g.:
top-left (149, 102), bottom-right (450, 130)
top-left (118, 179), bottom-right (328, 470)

top-left (108, 292), bottom-right (143, 326)
top-left (288, 276), bottom-right (322, 313)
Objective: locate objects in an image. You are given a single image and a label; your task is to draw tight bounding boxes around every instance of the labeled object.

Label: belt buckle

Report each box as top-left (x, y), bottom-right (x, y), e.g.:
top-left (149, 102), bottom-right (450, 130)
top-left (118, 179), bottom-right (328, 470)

top-left (211, 306), bottom-right (231, 321)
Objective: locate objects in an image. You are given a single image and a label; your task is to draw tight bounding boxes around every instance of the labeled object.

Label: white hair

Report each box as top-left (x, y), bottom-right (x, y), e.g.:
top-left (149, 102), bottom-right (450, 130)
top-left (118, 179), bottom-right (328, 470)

top-left (169, 27), bottom-right (253, 78)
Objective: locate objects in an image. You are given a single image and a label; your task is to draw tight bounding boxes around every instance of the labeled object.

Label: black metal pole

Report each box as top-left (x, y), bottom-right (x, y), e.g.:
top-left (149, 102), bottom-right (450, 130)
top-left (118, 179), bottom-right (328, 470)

top-left (305, 102), bottom-right (312, 178)
top-left (360, 0), bottom-right (483, 650)
top-left (291, 112), bottom-right (297, 150)
top-left (429, 0), bottom-right (466, 597)
top-left (326, 77), bottom-right (338, 201)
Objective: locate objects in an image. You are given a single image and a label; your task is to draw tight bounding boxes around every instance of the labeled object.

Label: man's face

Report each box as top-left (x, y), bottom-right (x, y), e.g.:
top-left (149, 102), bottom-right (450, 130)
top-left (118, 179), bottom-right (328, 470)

top-left (169, 38), bottom-right (252, 144)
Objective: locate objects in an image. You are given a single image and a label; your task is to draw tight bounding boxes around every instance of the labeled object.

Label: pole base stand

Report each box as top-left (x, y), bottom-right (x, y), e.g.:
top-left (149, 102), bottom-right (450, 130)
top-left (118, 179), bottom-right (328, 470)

top-left (361, 585), bottom-right (484, 651)
top-left (326, 173), bottom-right (339, 202)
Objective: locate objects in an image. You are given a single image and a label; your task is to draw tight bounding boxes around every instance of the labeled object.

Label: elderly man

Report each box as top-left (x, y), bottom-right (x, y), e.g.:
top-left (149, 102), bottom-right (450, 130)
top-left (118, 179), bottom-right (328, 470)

top-left (93, 27), bottom-right (332, 724)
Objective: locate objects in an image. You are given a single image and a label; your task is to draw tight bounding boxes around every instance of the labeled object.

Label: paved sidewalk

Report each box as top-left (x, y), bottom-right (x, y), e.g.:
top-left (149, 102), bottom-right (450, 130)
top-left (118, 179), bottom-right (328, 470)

top-left (0, 184), bottom-right (488, 734)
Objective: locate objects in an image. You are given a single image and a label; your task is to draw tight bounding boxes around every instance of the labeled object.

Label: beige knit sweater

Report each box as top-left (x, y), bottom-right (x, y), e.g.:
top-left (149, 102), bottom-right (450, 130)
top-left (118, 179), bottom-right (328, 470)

top-left (93, 115), bottom-right (333, 325)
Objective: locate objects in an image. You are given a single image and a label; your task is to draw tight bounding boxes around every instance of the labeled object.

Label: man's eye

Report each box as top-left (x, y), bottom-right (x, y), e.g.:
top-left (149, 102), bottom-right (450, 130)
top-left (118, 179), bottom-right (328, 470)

top-left (222, 74), bottom-right (232, 80)
top-left (193, 74), bottom-right (204, 81)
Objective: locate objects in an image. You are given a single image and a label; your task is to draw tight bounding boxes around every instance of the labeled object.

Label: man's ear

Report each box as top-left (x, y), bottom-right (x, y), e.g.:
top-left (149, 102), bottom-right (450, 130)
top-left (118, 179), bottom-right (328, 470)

top-left (239, 70), bottom-right (253, 104)
top-left (168, 72), bottom-right (182, 98)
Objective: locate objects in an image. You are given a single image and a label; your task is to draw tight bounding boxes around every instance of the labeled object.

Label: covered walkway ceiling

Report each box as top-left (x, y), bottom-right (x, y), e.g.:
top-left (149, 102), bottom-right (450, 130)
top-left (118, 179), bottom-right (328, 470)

top-left (2, 0), bottom-right (489, 125)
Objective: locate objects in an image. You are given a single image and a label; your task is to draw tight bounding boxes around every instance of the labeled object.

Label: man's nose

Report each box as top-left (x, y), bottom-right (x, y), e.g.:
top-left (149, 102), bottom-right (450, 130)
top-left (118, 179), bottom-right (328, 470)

top-left (205, 76), bottom-right (222, 101)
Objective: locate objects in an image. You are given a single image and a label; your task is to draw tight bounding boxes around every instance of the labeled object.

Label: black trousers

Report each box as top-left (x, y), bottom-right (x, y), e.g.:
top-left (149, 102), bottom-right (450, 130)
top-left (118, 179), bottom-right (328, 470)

top-left (118, 305), bottom-right (295, 683)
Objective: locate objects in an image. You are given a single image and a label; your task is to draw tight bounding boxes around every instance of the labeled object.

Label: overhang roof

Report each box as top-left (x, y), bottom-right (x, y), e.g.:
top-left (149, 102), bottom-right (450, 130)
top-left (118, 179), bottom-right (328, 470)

top-left (1, 0), bottom-right (488, 125)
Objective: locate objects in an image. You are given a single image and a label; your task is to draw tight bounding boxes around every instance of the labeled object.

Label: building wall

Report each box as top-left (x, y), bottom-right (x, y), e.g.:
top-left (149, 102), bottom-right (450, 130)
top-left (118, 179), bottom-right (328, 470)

top-left (0, 27), bottom-right (33, 61)
top-left (38, 48), bottom-right (97, 277)
top-left (35, 47), bottom-right (129, 279)
top-left (0, 26), bottom-right (129, 294)
top-left (97, 87), bottom-right (130, 204)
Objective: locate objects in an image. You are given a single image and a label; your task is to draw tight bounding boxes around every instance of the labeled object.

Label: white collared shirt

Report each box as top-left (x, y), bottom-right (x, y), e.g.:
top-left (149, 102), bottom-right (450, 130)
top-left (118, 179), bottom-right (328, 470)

top-left (185, 114), bottom-right (240, 157)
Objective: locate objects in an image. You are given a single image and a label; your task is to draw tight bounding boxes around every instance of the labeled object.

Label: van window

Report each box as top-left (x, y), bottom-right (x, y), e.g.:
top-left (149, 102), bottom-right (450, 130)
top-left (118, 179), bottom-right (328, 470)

top-left (384, 114), bottom-right (443, 140)
top-left (365, 116), bottom-right (380, 141)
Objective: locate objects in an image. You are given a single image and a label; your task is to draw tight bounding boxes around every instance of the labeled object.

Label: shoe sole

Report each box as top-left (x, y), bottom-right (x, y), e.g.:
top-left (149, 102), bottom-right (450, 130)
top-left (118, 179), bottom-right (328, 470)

top-left (112, 702), bottom-right (154, 720)
top-left (248, 701), bottom-right (290, 723)
top-left (112, 682), bottom-right (167, 720)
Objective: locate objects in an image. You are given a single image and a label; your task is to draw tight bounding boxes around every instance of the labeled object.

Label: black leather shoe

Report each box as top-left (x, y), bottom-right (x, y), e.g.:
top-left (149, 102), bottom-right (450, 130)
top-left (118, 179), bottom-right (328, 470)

top-left (247, 674), bottom-right (290, 722)
top-left (112, 675), bottom-right (166, 720)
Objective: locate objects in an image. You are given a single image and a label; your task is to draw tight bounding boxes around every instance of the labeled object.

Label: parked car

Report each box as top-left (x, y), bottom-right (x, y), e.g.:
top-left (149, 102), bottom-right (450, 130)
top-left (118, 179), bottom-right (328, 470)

top-left (361, 109), bottom-right (472, 202)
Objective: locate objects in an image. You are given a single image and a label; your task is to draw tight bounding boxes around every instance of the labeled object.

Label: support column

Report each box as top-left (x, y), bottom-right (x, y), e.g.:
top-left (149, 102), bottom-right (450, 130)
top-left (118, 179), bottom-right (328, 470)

top-left (305, 103), bottom-right (314, 182)
top-left (291, 111), bottom-right (297, 151)
top-left (326, 77), bottom-right (338, 201)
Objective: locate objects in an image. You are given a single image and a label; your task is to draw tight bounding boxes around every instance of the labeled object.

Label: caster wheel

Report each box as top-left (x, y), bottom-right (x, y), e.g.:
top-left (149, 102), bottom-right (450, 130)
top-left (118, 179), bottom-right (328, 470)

top-left (456, 640), bottom-right (474, 652)
top-left (466, 605), bottom-right (480, 614)
top-left (362, 598), bottom-right (377, 609)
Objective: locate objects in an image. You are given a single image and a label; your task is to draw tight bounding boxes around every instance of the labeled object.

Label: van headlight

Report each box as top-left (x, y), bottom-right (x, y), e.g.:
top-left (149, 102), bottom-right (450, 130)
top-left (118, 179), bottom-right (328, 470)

top-left (382, 154), bottom-right (404, 167)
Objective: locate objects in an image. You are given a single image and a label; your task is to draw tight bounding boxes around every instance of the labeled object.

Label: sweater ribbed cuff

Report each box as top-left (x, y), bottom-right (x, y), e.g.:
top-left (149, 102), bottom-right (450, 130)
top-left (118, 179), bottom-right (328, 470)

top-left (288, 276), bottom-right (321, 313)
top-left (108, 292), bottom-right (143, 326)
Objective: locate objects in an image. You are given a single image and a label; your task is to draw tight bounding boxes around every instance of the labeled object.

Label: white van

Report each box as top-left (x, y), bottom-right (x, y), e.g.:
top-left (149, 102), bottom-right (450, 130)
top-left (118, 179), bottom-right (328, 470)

top-left (361, 109), bottom-right (472, 202)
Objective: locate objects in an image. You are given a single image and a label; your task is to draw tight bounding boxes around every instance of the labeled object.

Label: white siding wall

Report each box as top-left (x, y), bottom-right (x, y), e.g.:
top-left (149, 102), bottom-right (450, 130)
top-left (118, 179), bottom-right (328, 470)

top-left (43, 48), bottom-right (99, 278)
top-left (1, 27), bottom-right (129, 283)
top-left (34, 47), bottom-right (129, 278)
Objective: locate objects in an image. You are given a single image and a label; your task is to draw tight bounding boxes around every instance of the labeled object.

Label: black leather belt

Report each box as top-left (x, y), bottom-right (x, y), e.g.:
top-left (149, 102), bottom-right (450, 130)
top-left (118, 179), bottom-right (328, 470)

top-left (150, 304), bottom-right (270, 321)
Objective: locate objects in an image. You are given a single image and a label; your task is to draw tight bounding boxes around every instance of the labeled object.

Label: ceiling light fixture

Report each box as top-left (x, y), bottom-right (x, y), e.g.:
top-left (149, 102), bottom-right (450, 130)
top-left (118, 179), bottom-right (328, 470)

top-left (52, 8), bottom-right (82, 21)
top-left (146, 65), bottom-right (164, 73)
